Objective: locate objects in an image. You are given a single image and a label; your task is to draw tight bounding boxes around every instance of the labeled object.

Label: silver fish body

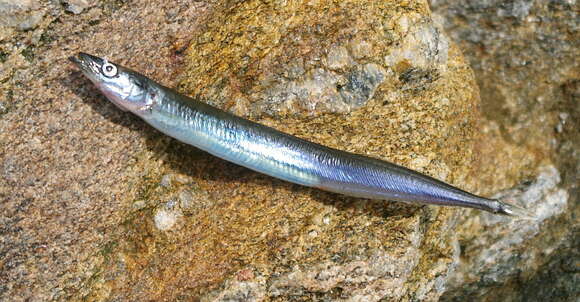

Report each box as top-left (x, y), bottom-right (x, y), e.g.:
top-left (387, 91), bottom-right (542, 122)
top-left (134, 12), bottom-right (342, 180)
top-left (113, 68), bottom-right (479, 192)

top-left (70, 53), bottom-right (533, 218)
top-left (148, 87), bottom-right (491, 209)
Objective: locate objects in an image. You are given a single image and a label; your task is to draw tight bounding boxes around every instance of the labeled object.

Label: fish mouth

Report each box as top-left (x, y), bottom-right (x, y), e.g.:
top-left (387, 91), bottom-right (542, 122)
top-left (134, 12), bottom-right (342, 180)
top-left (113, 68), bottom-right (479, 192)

top-left (69, 52), bottom-right (104, 78)
top-left (69, 52), bottom-right (132, 112)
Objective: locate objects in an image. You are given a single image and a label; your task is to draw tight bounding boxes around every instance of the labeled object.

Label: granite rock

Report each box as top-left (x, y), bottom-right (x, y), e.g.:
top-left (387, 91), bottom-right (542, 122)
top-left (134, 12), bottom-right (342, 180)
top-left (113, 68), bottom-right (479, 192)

top-left (174, 0), bottom-right (478, 301)
top-left (431, 0), bottom-right (579, 300)
top-left (0, 0), bottom-right (515, 301)
top-left (0, 1), bottom-right (210, 301)
top-left (443, 166), bottom-right (571, 300)
top-left (63, 0), bottom-right (91, 15)
top-left (0, 0), bottom-right (45, 30)
top-left (180, 0), bottom-right (454, 118)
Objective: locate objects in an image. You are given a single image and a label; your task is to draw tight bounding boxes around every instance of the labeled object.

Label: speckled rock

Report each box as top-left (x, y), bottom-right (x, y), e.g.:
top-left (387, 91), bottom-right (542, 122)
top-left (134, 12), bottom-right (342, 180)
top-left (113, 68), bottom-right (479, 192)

top-left (431, 0), bottom-right (579, 300)
top-left (0, 1), bottom-right (209, 301)
top-left (63, 0), bottom-right (91, 15)
top-left (1, 1), bottom-right (486, 301)
top-left (180, 0), bottom-right (453, 118)
top-left (173, 0), bottom-right (479, 301)
top-left (0, 0), bottom-right (45, 30)
top-left (444, 166), bottom-right (571, 300)
top-left (431, 0), bottom-right (577, 163)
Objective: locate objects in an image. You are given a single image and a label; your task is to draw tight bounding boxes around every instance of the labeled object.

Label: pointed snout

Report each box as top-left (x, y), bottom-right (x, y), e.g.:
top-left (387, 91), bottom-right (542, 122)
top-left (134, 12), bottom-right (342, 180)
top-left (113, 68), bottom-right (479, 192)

top-left (69, 52), bottom-right (104, 66)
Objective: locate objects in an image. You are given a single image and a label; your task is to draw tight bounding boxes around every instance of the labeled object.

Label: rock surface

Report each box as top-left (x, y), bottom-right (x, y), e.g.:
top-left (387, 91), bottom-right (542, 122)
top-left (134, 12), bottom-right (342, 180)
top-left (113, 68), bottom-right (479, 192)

top-left (0, 0), bottom-right (483, 301)
top-left (0, 0), bottom-right (45, 30)
top-left (444, 165), bottom-right (572, 300)
top-left (176, 1), bottom-right (478, 300)
top-left (180, 0), bottom-right (453, 118)
top-left (431, 0), bottom-right (579, 300)
top-left (0, 1), bottom-right (210, 301)
top-left (0, 0), bottom-right (575, 301)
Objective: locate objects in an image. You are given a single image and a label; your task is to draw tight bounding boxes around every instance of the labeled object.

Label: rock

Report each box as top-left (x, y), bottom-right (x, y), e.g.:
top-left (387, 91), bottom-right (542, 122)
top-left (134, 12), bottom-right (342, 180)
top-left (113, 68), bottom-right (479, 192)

top-left (0, 0), bottom-right (45, 30)
top-left (384, 16), bottom-right (450, 71)
top-left (431, 0), bottom-right (579, 300)
top-left (63, 0), bottom-right (90, 15)
top-left (160, 173), bottom-right (173, 187)
top-left (267, 248), bottom-right (422, 300)
top-left (1, 0), bottom-right (485, 301)
top-left (431, 0), bottom-right (577, 161)
top-left (177, 187), bottom-right (213, 216)
top-left (132, 199), bottom-right (147, 211)
top-left (176, 0), bottom-right (479, 301)
top-left (326, 46), bottom-right (354, 71)
top-left (0, 99), bottom-right (7, 115)
top-left (180, 1), bottom-right (457, 117)
top-left (154, 206), bottom-right (181, 231)
top-left (203, 277), bottom-right (267, 302)
top-left (443, 166), bottom-right (570, 300)
top-left (0, 1), bottom-right (207, 301)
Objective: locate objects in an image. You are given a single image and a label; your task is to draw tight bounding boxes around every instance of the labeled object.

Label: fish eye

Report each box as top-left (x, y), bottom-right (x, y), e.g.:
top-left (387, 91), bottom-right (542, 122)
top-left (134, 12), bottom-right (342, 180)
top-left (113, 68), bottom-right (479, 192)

top-left (101, 63), bottom-right (118, 77)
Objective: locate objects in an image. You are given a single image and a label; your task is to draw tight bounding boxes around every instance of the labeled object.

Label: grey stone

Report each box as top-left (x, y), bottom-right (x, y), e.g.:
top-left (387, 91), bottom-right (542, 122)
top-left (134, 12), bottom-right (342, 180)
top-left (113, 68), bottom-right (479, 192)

top-left (326, 46), bottom-right (354, 71)
top-left (339, 63), bottom-right (386, 107)
top-left (63, 0), bottom-right (90, 15)
top-left (442, 166), bottom-right (570, 300)
top-left (431, 1), bottom-right (579, 300)
top-left (153, 207), bottom-right (180, 231)
top-left (0, 0), bottom-right (45, 30)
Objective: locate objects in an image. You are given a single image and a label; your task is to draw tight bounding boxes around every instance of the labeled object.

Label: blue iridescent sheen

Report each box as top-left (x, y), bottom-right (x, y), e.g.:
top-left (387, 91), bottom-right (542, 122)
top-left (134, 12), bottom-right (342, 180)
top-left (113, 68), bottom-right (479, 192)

top-left (70, 52), bottom-right (533, 218)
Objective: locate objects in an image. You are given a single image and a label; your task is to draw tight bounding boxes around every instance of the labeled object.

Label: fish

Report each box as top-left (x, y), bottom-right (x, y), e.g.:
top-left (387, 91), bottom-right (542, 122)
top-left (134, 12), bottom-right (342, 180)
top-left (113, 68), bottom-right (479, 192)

top-left (69, 52), bottom-right (534, 218)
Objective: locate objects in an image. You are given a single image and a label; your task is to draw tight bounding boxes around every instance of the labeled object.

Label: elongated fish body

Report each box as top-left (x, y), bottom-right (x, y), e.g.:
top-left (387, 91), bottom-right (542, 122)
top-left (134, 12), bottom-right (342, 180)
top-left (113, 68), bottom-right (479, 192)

top-left (147, 88), bottom-right (490, 209)
top-left (70, 53), bottom-right (532, 217)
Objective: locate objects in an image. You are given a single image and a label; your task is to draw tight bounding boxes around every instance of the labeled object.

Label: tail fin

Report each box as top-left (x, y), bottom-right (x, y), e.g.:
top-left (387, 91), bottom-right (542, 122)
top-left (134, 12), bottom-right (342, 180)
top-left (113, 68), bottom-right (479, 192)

top-left (495, 199), bottom-right (536, 220)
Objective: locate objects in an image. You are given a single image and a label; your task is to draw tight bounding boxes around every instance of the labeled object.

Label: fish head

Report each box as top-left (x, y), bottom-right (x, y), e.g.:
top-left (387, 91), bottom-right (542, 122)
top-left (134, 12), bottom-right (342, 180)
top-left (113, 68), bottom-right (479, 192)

top-left (69, 52), bottom-right (154, 115)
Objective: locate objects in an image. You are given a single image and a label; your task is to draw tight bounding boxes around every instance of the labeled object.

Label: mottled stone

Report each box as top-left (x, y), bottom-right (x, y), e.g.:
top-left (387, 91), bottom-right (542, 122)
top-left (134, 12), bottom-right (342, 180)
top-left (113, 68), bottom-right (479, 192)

top-left (443, 166), bottom-right (573, 301)
top-left (63, 0), bottom-right (90, 15)
top-left (175, 0), bottom-right (480, 301)
top-left (203, 276), bottom-right (267, 302)
top-left (431, 0), bottom-right (579, 300)
top-left (384, 16), bottom-right (450, 71)
top-left (267, 246), bottom-right (421, 300)
top-left (160, 173), bottom-right (173, 187)
top-left (180, 0), bottom-right (455, 117)
top-left (431, 0), bottom-right (577, 173)
top-left (154, 206), bottom-right (181, 231)
top-left (326, 46), bottom-right (355, 71)
top-left (0, 0), bottom-right (45, 30)
top-left (1, 0), bottom-right (486, 301)
top-left (0, 1), bottom-right (209, 301)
